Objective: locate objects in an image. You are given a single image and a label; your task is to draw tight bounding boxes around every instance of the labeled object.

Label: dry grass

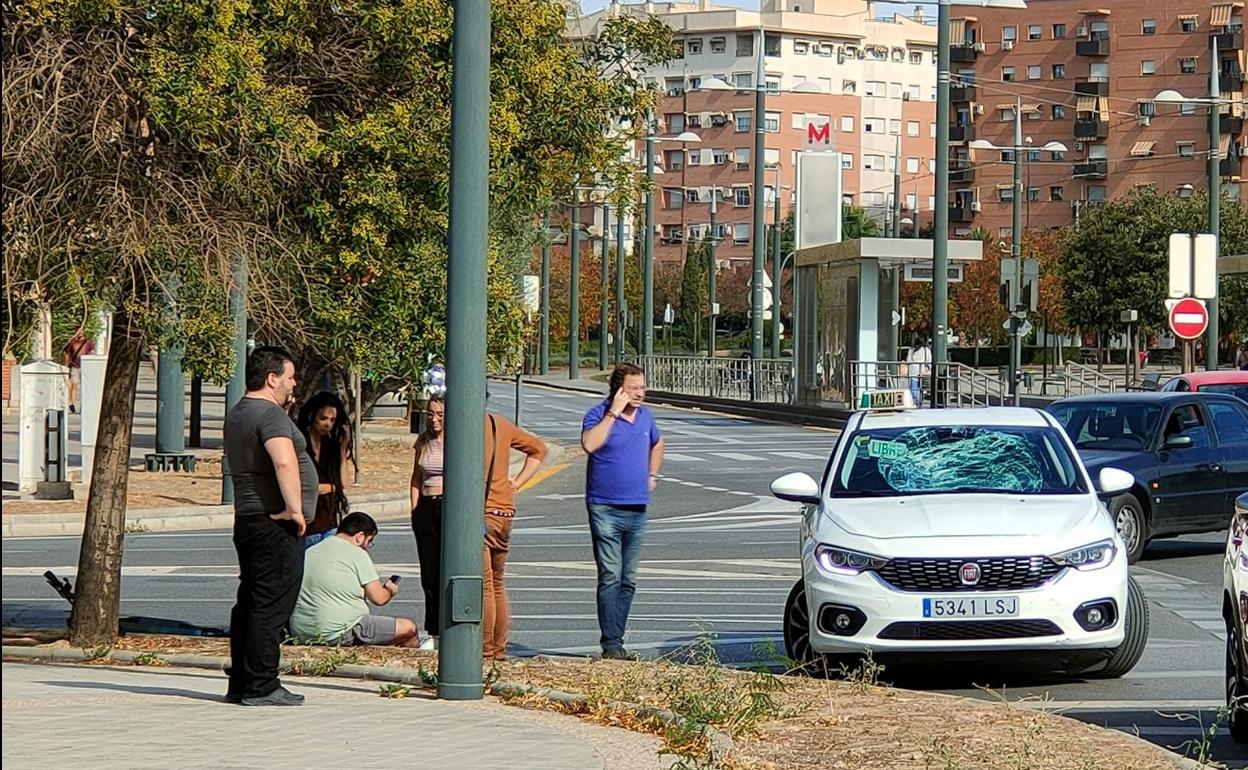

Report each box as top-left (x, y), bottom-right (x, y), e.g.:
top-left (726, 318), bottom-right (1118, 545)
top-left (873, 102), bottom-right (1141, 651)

top-left (7, 632), bottom-right (1182, 770)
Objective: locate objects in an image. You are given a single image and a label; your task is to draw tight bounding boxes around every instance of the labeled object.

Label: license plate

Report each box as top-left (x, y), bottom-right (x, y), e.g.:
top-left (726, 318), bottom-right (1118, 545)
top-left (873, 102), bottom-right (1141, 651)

top-left (922, 596), bottom-right (1019, 618)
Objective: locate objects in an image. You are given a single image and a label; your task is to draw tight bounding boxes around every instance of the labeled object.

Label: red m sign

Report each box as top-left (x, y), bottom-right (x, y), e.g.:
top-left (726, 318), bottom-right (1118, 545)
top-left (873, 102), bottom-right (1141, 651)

top-left (806, 121), bottom-right (831, 145)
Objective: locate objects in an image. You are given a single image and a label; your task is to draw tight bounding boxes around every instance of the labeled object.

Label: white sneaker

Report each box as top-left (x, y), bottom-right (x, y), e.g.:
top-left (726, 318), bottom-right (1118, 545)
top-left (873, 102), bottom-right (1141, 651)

top-left (419, 636), bottom-right (437, 651)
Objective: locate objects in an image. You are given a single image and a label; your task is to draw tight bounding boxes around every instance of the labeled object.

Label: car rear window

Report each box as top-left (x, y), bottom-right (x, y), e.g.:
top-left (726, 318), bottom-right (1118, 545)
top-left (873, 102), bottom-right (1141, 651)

top-left (1198, 383), bottom-right (1248, 403)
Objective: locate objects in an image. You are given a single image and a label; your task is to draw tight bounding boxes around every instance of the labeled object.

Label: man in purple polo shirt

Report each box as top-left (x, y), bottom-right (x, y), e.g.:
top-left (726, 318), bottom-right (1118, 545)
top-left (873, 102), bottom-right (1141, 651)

top-left (581, 362), bottom-right (664, 660)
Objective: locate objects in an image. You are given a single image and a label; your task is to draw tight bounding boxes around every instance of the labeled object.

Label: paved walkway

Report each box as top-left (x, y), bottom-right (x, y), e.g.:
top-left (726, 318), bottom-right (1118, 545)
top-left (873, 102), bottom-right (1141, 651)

top-left (1, 662), bottom-right (604, 770)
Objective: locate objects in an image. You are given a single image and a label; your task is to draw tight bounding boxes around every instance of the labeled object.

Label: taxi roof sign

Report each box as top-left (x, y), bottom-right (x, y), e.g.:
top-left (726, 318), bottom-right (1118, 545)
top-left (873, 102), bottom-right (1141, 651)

top-left (859, 389), bottom-right (915, 411)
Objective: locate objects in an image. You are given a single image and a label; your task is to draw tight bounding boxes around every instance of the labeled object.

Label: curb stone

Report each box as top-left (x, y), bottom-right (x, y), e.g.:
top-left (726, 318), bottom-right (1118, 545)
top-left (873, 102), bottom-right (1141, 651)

top-left (1, 444), bottom-right (565, 539)
top-left (0, 644), bottom-right (1195, 769)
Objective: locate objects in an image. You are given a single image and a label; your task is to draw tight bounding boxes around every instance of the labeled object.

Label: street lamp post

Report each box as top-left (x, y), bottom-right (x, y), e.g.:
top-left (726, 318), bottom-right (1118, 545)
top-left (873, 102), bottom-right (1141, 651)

top-left (751, 28), bottom-right (767, 361)
top-left (771, 166), bottom-right (784, 359)
top-left (614, 205), bottom-right (625, 365)
top-left (539, 212), bottom-right (551, 375)
top-left (708, 190), bottom-right (718, 358)
top-left (600, 203), bottom-right (610, 372)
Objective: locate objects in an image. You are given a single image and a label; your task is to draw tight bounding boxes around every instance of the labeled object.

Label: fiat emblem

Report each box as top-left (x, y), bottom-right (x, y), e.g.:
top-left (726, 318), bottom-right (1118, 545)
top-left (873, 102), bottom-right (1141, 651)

top-left (959, 563), bottom-right (981, 586)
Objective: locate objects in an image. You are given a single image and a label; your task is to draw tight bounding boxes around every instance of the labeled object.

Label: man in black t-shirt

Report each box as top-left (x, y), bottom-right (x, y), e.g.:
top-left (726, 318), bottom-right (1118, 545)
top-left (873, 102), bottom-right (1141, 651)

top-left (223, 346), bottom-right (317, 706)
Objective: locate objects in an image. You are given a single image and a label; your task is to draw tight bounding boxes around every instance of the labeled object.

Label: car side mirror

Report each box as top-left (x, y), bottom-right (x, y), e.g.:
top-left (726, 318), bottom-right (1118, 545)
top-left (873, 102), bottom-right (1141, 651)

top-left (771, 472), bottom-right (821, 505)
top-left (1095, 467), bottom-right (1134, 497)
top-left (1164, 434), bottom-right (1193, 450)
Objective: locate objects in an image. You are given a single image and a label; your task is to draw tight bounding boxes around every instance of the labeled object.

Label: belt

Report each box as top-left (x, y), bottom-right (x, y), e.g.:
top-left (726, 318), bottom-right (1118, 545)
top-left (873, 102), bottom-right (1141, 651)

top-left (421, 495), bottom-right (444, 501)
top-left (486, 509), bottom-right (515, 518)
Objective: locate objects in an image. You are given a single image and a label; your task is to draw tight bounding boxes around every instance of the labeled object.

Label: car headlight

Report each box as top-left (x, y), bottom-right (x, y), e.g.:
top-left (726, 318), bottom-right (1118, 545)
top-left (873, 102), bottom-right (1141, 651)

top-left (815, 545), bottom-right (889, 576)
top-left (1051, 539), bottom-right (1117, 571)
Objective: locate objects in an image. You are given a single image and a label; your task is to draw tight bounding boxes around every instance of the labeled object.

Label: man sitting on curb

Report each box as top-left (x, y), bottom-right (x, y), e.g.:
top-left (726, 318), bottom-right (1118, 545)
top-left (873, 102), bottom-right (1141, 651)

top-left (289, 511), bottom-right (422, 647)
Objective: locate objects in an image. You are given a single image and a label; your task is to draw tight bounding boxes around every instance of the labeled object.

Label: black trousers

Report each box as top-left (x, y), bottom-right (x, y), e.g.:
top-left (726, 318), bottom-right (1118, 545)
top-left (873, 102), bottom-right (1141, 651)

top-left (411, 496), bottom-right (443, 636)
top-left (228, 514), bottom-right (303, 699)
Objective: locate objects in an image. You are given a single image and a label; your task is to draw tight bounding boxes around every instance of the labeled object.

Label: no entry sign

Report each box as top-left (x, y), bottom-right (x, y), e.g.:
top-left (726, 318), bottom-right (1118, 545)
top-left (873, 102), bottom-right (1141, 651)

top-left (1169, 297), bottom-right (1209, 340)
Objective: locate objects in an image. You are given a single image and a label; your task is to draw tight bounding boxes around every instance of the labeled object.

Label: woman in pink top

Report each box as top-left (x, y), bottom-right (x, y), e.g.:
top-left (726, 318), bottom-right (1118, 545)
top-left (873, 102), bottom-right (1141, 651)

top-left (409, 395), bottom-right (445, 649)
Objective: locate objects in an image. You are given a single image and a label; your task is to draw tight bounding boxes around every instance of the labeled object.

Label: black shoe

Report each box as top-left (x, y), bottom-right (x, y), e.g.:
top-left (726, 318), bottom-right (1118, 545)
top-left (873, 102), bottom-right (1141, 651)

top-left (601, 647), bottom-right (640, 661)
top-left (224, 692), bottom-right (243, 704)
top-left (241, 686), bottom-right (304, 706)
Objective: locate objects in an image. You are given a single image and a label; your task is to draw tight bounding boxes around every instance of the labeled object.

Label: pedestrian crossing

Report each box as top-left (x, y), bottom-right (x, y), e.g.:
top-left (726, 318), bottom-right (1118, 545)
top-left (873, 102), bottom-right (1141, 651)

top-left (1134, 567), bottom-right (1227, 642)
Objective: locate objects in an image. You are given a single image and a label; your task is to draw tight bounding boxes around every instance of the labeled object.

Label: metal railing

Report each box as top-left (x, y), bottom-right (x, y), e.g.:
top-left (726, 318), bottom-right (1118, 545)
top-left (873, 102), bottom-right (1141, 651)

top-left (638, 355), bottom-right (795, 404)
top-left (1056, 361), bottom-right (1118, 397)
top-left (848, 361), bottom-right (1009, 408)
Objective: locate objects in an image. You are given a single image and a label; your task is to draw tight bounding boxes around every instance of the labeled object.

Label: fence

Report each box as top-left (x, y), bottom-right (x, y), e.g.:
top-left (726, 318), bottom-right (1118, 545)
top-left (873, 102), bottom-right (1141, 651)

top-left (848, 361), bottom-right (1010, 408)
top-left (638, 355), bottom-right (795, 404)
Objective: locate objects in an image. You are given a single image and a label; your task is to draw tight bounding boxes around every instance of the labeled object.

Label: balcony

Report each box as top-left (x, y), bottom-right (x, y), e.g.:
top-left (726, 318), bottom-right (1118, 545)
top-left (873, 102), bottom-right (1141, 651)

top-left (1074, 79), bottom-right (1110, 96)
top-left (950, 84), bottom-right (977, 102)
top-left (949, 202), bottom-right (976, 223)
top-left (1222, 156), bottom-right (1244, 178)
top-left (1075, 38), bottom-right (1111, 56)
top-left (1221, 71), bottom-right (1245, 92)
top-left (948, 161), bottom-right (975, 184)
top-left (1073, 118), bottom-right (1109, 139)
top-left (1073, 160), bottom-right (1108, 178)
top-left (1213, 31), bottom-right (1245, 51)
top-left (1222, 114), bottom-right (1245, 134)
top-left (951, 44), bottom-right (980, 63)
top-left (949, 124), bottom-right (976, 143)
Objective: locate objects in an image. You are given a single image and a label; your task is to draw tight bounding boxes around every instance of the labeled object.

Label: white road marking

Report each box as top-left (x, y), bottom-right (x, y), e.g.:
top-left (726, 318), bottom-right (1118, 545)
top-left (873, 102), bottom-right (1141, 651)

top-left (712, 452), bottom-right (761, 462)
top-left (664, 453), bottom-right (705, 462)
top-left (769, 451), bottom-right (825, 460)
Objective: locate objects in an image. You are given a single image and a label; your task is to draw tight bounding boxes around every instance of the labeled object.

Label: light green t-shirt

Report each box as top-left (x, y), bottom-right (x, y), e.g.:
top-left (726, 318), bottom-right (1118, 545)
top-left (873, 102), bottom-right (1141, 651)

top-left (289, 535), bottom-right (380, 644)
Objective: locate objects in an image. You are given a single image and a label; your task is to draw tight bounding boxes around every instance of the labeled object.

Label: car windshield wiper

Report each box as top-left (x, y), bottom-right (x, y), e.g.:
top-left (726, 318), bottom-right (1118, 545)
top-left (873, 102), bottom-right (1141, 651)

top-left (831, 489), bottom-right (897, 498)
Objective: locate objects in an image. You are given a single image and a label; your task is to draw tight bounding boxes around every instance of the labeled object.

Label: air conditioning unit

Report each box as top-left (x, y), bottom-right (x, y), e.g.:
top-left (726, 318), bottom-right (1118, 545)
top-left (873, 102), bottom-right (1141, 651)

top-left (972, 42), bottom-right (986, 52)
top-left (1138, 115), bottom-right (1151, 127)
top-left (857, 49), bottom-right (866, 59)
top-left (1002, 40), bottom-right (1015, 50)
top-left (837, 51), bottom-right (846, 63)
top-left (1075, 26), bottom-right (1087, 37)
top-left (974, 104), bottom-right (985, 115)
top-left (971, 201), bottom-right (982, 212)
top-left (1074, 141), bottom-right (1084, 151)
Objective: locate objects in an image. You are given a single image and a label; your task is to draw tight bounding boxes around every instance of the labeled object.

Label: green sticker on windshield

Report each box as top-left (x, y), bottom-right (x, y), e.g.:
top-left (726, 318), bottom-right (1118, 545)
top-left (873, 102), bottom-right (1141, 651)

top-left (867, 439), bottom-right (908, 460)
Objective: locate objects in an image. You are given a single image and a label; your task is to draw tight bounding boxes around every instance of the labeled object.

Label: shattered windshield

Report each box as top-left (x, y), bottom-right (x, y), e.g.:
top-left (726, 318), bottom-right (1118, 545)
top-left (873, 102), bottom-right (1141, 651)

top-left (831, 425), bottom-right (1087, 497)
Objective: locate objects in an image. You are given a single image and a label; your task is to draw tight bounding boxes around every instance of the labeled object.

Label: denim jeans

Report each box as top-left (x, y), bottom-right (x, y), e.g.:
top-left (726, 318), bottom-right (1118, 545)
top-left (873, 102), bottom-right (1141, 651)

top-left (587, 503), bottom-right (647, 651)
top-left (909, 376), bottom-right (922, 408)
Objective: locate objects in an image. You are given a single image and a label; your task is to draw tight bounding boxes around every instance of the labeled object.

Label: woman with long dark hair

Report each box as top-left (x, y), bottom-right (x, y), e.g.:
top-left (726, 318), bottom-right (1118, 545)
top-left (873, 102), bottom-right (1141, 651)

top-left (409, 394), bottom-right (445, 651)
top-left (297, 391), bottom-right (352, 548)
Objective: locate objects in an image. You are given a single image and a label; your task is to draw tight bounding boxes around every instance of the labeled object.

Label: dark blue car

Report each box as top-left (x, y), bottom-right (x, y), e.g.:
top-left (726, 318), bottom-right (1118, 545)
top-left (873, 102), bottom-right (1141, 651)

top-left (1046, 392), bottom-right (1248, 563)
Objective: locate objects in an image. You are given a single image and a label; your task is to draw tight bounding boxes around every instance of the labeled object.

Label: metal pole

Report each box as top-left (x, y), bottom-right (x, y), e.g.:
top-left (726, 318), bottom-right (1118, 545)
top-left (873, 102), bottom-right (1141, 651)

top-left (749, 27), bottom-right (767, 362)
top-left (539, 211), bottom-right (551, 375)
top-left (614, 205), bottom-right (625, 365)
top-left (352, 369), bottom-right (362, 485)
top-left (889, 268), bottom-right (900, 361)
top-left (155, 344), bottom-right (186, 454)
top-left (913, 188), bottom-right (921, 238)
top-left (440, 0), bottom-right (489, 700)
top-left (569, 193), bottom-right (581, 380)
top-left (1010, 96), bottom-right (1023, 406)
top-left (221, 254), bottom-right (247, 504)
top-left (643, 114), bottom-right (656, 358)
top-left (708, 193), bottom-right (718, 358)
top-left (514, 371), bottom-right (522, 425)
top-left (771, 167), bottom-right (782, 359)
top-left (188, 374), bottom-right (202, 448)
top-left (600, 204), bottom-right (610, 371)
top-left (931, 0), bottom-right (952, 407)
top-left (1207, 36), bottom-right (1222, 371)
top-left (892, 134), bottom-right (902, 239)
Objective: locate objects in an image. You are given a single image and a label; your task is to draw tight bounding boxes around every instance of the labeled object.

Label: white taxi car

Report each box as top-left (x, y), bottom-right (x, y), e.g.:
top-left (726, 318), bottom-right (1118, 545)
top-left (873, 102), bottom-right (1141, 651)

top-left (771, 391), bottom-right (1148, 678)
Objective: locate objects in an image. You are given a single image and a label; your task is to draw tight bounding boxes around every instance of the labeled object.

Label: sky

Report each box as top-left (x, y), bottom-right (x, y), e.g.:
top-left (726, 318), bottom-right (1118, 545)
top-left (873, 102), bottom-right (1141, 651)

top-left (576, 0), bottom-right (935, 15)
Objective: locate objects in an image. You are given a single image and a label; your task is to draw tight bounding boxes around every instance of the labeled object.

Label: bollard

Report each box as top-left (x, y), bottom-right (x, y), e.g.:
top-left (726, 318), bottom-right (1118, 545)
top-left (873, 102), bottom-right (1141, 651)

top-left (37, 408), bottom-right (73, 499)
top-left (514, 371), bottom-right (522, 426)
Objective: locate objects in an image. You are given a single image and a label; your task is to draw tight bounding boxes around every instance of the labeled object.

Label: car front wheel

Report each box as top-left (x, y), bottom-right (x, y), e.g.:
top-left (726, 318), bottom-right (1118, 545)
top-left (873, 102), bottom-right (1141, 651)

top-left (1110, 493), bottom-right (1149, 564)
top-left (784, 580), bottom-right (816, 668)
top-left (1090, 575), bottom-right (1149, 679)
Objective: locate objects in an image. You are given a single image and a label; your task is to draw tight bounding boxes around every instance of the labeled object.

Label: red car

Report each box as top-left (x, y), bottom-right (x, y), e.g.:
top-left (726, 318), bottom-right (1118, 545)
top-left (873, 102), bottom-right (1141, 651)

top-left (1161, 371), bottom-right (1248, 403)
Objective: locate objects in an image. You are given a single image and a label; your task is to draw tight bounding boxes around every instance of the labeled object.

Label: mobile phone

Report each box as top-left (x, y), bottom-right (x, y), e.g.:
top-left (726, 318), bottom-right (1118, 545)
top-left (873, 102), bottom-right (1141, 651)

top-left (389, 575), bottom-right (402, 584)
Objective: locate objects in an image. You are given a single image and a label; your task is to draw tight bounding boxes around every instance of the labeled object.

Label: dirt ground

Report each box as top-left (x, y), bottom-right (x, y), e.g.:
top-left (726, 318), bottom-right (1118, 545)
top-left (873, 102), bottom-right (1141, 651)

top-left (6, 633), bottom-right (1184, 770)
top-left (4, 439), bottom-right (416, 514)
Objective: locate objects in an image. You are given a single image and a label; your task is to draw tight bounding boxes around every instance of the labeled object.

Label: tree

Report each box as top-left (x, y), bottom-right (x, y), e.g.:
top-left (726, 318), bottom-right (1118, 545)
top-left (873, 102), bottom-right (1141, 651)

top-left (950, 249), bottom-right (1006, 361)
top-left (842, 205), bottom-right (881, 239)
top-left (678, 239), bottom-right (709, 351)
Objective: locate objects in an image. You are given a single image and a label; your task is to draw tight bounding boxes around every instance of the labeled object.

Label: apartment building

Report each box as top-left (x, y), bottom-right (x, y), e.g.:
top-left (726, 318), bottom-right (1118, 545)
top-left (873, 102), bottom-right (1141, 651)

top-left (946, 0), bottom-right (1245, 237)
top-left (566, 0), bottom-right (940, 268)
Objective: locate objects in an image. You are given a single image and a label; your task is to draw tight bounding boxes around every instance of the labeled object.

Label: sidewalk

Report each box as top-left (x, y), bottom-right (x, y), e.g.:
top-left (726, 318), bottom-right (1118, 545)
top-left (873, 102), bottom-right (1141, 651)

top-left (0, 661), bottom-right (644, 770)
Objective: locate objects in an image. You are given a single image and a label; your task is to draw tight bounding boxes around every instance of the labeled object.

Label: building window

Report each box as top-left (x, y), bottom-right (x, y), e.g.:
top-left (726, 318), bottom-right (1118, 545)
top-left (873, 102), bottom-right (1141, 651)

top-left (733, 223), bottom-right (750, 245)
top-left (666, 149), bottom-right (685, 170)
top-left (1052, 105), bottom-right (1067, 119)
top-left (765, 112), bottom-right (780, 132)
top-left (665, 188), bottom-right (683, 208)
top-left (688, 76), bottom-right (701, 91)
top-left (1002, 66), bottom-right (1016, 82)
top-left (1050, 186), bottom-right (1064, 201)
top-left (736, 33), bottom-right (754, 57)
top-left (710, 36), bottom-right (726, 53)
top-left (864, 117), bottom-right (885, 133)
top-left (1050, 150), bottom-right (1065, 161)
top-left (907, 84), bottom-right (922, 100)
top-left (1028, 65), bottom-right (1041, 80)
top-left (863, 192), bottom-right (885, 207)
top-left (1001, 150), bottom-right (1015, 162)
top-left (864, 154), bottom-right (885, 170)
top-left (905, 193), bottom-right (917, 211)
top-left (666, 114), bottom-right (685, 133)
top-left (842, 79), bottom-right (857, 94)
top-left (733, 72), bottom-right (753, 89)
top-left (1003, 25), bottom-right (1017, 43)
top-left (889, 82), bottom-right (903, 99)
top-left (906, 157), bottom-right (920, 173)
top-left (1052, 23), bottom-right (1066, 39)
top-left (907, 120), bottom-right (920, 136)
top-left (764, 33), bottom-right (781, 57)
top-left (1052, 63), bottom-right (1066, 79)
top-left (841, 154), bottom-right (854, 169)
top-left (910, 51), bottom-right (923, 64)
top-left (1090, 21), bottom-right (1110, 40)
top-left (1181, 17), bottom-right (1197, 33)
top-left (686, 38), bottom-right (703, 55)
top-left (1090, 62), bottom-right (1109, 81)
top-left (1088, 185), bottom-right (1107, 202)
top-left (1000, 108), bottom-right (1016, 121)
top-left (1027, 187), bottom-right (1040, 202)
top-left (734, 148), bottom-right (750, 169)
top-left (1142, 19), bottom-right (1156, 35)
top-left (865, 80), bottom-right (885, 97)
top-left (841, 115), bottom-right (855, 132)
top-left (665, 78), bottom-right (685, 95)
top-left (999, 187), bottom-right (1015, 202)
top-left (1180, 58), bottom-right (1198, 74)
top-left (1177, 142), bottom-right (1195, 158)
top-left (1181, 102), bottom-right (1196, 116)
top-left (1027, 149), bottom-right (1041, 162)
top-left (765, 77), bottom-right (780, 94)
top-left (1028, 25), bottom-right (1042, 40)
top-left (1141, 60), bottom-right (1156, 76)
top-left (735, 112), bottom-right (751, 132)
top-left (734, 187), bottom-right (751, 206)
top-left (794, 39), bottom-right (809, 55)
top-left (888, 118), bottom-right (901, 135)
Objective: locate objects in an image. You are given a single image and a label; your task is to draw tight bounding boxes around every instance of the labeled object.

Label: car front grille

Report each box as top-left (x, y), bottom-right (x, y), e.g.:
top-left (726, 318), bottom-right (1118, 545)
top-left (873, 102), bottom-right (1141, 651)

top-left (876, 556), bottom-right (1063, 592)
top-left (878, 619), bottom-right (1063, 641)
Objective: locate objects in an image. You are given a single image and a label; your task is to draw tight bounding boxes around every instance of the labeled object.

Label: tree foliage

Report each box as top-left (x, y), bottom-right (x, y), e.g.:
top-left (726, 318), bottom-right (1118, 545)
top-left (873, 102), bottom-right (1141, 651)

top-left (678, 238), bottom-right (709, 349)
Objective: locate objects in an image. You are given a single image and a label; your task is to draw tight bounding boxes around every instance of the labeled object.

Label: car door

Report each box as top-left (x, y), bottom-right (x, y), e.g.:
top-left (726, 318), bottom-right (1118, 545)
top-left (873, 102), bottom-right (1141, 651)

top-left (1208, 399), bottom-right (1248, 515)
top-left (1154, 402), bottom-right (1229, 532)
